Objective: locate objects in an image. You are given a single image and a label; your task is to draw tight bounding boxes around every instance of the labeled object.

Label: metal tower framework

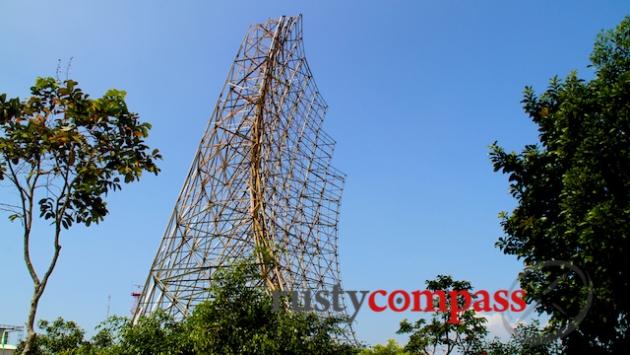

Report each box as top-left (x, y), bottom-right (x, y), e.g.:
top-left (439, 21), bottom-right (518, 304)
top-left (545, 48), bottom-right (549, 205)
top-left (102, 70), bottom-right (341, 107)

top-left (134, 15), bottom-right (351, 331)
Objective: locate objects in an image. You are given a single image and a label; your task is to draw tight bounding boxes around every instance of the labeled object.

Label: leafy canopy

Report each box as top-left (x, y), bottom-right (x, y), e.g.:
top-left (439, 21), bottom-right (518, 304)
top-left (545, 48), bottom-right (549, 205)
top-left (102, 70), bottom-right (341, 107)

top-left (398, 275), bottom-right (487, 355)
top-left (490, 16), bottom-right (630, 353)
top-left (15, 318), bottom-right (92, 355)
top-left (0, 77), bottom-right (161, 228)
top-left (179, 262), bottom-right (356, 354)
top-left (21, 262), bottom-right (358, 355)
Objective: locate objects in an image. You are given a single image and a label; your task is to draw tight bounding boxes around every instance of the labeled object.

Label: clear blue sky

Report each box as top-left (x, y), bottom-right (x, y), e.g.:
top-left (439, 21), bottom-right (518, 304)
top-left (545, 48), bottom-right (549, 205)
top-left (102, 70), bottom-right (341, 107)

top-left (1, 0), bottom-right (628, 346)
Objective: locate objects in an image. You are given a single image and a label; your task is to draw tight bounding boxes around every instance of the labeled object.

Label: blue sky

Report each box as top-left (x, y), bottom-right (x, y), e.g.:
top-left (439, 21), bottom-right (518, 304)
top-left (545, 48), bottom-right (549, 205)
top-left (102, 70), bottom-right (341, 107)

top-left (1, 0), bottom-right (628, 346)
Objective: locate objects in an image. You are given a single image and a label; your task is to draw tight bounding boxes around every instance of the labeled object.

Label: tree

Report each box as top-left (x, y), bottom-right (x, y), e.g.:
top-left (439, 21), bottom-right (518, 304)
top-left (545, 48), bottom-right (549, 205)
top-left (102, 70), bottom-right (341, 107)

top-left (0, 77), bottom-right (161, 354)
top-left (105, 312), bottom-right (187, 355)
top-left (490, 16), bottom-right (630, 353)
top-left (397, 275), bottom-right (488, 355)
top-left (484, 321), bottom-right (563, 355)
top-left (359, 339), bottom-right (409, 355)
top-left (89, 316), bottom-right (127, 352)
top-left (41, 261), bottom-right (358, 354)
top-left (179, 262), bottom-right (356, 354)
top-left (15, 317), bottom-right (93, 355)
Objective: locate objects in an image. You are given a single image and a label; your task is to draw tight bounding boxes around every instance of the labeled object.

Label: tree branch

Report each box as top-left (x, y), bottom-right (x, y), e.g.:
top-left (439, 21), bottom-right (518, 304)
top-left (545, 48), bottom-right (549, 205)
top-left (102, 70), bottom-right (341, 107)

top-left (8, 159), bottom-right (40, 285)
top-left (0, 202), bottom-right (21, 214)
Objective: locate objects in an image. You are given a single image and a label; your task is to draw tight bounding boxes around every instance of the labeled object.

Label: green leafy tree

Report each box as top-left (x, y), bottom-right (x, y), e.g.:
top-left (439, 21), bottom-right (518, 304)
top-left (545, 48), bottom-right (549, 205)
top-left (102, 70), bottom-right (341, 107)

top-left (65, 261), bottom-right (357, 354)
top-left (15, 317), bottom-right (93, 355)
top-left (0, 77), bottom-right (161, 354)
top-left (89, 316), bottom-right (127, 352)
top-left (490, 16), bottom-right (630, 353)
top-left (104, 312), bottom-right (187, 355)
top-left (359, 339), bottom-right (409, 355)
top-left (398, 275), bottom-right (488, 355)
top-left (484, 321), bottom-right (563, 355)
top-left (179, 262), bottom-right (356, 354)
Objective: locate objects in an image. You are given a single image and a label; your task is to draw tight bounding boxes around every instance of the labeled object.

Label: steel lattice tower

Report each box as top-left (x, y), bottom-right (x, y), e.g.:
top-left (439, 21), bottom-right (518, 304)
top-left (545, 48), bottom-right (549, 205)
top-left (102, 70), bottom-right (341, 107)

top-left (133, 15), bottom-right (353, 336)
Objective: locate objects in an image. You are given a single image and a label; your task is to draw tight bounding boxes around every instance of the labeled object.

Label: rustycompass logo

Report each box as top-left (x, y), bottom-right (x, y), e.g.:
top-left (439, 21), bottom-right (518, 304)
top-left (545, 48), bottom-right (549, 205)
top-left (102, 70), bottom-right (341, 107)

top-left (271, 260), bottom-right (594, 347)
top-left (272, 285), bottom-right (527, 324)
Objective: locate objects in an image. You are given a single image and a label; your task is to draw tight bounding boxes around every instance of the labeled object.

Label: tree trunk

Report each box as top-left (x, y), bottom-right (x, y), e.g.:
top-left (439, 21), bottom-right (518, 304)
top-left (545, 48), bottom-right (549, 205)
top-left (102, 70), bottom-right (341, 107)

top-left (21, 243), bottom-right (61, 355)
top-left (22, 285), bottom-right (44, 354)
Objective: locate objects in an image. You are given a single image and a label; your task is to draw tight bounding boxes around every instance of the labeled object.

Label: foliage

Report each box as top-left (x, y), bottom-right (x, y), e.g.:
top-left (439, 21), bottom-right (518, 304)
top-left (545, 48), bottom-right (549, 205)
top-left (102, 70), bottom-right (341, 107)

top-left (484, 321), bottom-right (563, 355)
top-left (0, 77), bottom-right (161, 354)
top-left (397, 275), bottom-right (487, 355)
top-left (101, 312), bottom-right (187, 355)
top-left (490, 16), bottom-right (630, 353)
top-left (15, 318), bottom-right (93, 355)
top-left (179, 262), bottom-right (356, 354)
top-left (84, 315), bottom-right (125, 352)
top-left (359, 339), bottom-right (409, 355)
top-left (0, 77), bottom-right (161, 227)
top-left (19, 262), bottom-right (357, 354)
